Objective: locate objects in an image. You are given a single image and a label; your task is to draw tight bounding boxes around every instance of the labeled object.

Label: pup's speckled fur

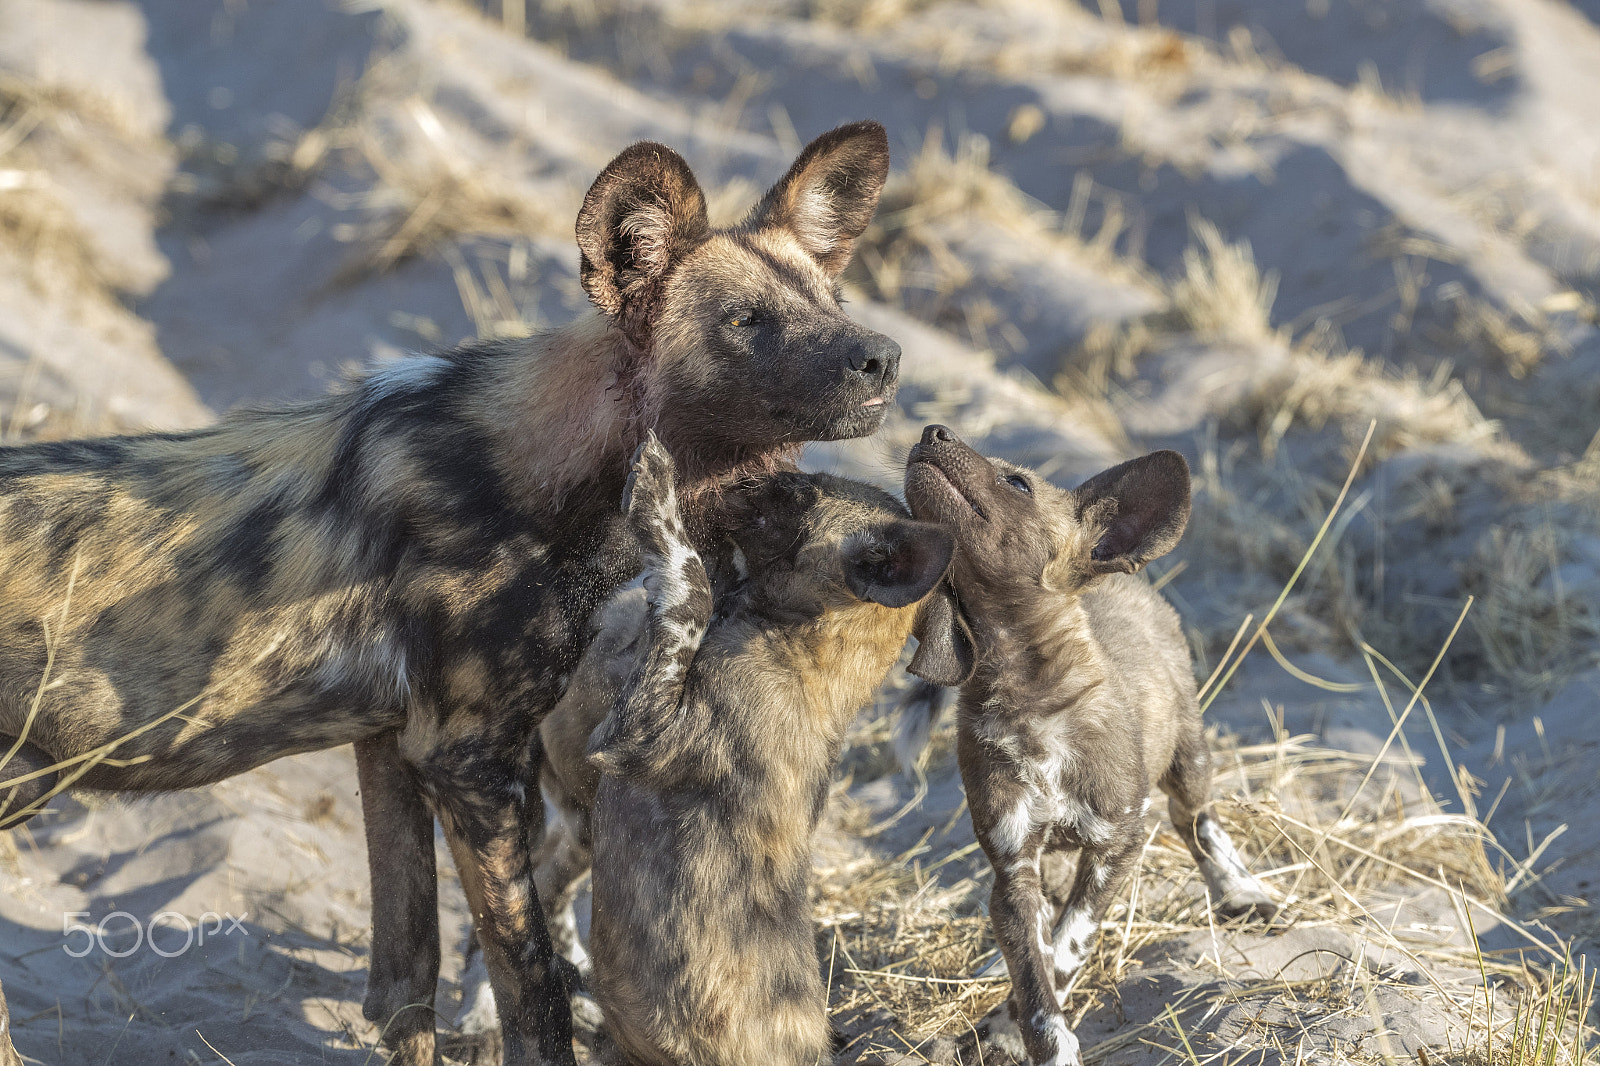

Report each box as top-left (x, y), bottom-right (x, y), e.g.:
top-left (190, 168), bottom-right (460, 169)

top-left (902, 425), bottom-right (1276, 1066)
top-left (534, 435), bottom-right (972, 1066)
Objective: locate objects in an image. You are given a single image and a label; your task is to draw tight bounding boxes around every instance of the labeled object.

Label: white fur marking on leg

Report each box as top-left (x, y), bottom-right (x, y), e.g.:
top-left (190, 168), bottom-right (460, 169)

top-left (1050, 905), bottom-right (1098, 999)
top-left (992, 795), bottom-right (1035, 856)
top-left (1035, 903), bottom-right (1054, 961)
top-left (456, 952), bottom-right (499, 1035)
top-left (1198, 816), bottom-right (1273, 907)
top-left (1033, 1011), bottom-right (1083, 1066)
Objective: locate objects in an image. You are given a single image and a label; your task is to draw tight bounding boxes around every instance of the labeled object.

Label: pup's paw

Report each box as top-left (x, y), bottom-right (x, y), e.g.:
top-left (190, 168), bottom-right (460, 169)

top-left (570, 990), bottom-right (605, 1035)
top-left (1215, 883), bottom-right (1281, 925)
top-left (622, 431), bottom-right (681, 541)
top-left (454, 974), bottom-right (499, 1037)
top-left (973, 950), bottom-right (1009, 980)
top-left (975, 1003), bottom-right (1028, 1061)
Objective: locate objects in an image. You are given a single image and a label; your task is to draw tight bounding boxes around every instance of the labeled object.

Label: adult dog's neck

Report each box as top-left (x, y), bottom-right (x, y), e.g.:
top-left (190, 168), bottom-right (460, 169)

top-left (474, 313), bottom-right (800, 537)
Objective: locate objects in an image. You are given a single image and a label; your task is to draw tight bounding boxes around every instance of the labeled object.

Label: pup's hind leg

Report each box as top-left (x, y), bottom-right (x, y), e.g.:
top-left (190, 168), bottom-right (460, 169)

top-left (0, 736), bottom-right (60, 829)
top-left (532, 768), bottom-right (593, 978)
top-left (1160, 722), bottom-right (1277, 921)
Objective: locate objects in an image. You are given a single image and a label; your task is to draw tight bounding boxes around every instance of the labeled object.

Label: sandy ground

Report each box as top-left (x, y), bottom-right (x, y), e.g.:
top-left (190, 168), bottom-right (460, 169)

top-left (3, 0), bottom-right (1600, 1062)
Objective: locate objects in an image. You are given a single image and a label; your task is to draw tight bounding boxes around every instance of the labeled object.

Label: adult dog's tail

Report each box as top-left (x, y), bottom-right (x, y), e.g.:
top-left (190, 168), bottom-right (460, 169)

top-left (0, 737), bottom-right (59, 831)
top-left (0, 977), bottom-right (23, 1066)
top-left (892, 677), bottom-right (954, 778)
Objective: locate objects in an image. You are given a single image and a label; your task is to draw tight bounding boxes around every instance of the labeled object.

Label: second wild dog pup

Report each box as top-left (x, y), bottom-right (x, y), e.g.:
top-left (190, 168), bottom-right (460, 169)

top-left (902, 425), bottom-right (1276, 1066)
top-left (579, 434), bottom-right (974, 1066)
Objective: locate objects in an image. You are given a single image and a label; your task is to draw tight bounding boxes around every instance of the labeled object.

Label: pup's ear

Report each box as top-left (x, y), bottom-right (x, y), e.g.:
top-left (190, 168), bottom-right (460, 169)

top-left (1072, 450), bottom-right (1191, 576)
top-left (744, 120), bottom-right (890, 276)
top-left (576, 142), bottom-right (710, 347)
top-left (844, 520), bottom-right (954, 609)
top-left (908, 582), bottom-right (976, 687)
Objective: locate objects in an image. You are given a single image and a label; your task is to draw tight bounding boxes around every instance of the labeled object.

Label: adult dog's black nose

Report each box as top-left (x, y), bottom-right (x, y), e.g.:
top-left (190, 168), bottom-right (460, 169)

top-left (922, 424), bottom-right (955, 446)
top-left (844, 333), bottom-right (901, 386)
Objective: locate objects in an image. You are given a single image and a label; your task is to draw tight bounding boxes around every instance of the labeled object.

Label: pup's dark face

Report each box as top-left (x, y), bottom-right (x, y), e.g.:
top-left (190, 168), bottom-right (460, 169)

top-left (904, 424), bottom-right (1192, 600)
top-left (724, 471), bottom-right (953, 618)
top-left (575, 122), bottom-right (899, 459)
top-left (714, 468), bottom-right (973, 687)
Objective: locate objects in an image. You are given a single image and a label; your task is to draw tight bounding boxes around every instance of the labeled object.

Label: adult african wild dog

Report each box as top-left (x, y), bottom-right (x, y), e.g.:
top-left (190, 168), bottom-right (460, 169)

top-left (0, 121), bottom-right (896, 1066)
top-left (902, 425), bottom-right (1276, 1066)
top-left (567, 436), bottom-right (971, 1065)
top-left (0, 979), bottom-right (19, 1066)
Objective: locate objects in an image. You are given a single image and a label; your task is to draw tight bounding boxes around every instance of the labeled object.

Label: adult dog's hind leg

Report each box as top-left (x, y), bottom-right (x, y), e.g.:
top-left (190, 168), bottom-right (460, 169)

top-left (0, 736), bottom-right (60, 829)
top-left (356, 732), bottom-right (442, 1066)
top-left (1160, 722), bottom-right (1277, 921)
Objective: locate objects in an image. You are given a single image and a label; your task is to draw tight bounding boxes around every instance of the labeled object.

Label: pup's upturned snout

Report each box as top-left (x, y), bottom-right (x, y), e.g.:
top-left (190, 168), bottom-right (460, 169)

top-left (909, 423), bottom-right (966, 466)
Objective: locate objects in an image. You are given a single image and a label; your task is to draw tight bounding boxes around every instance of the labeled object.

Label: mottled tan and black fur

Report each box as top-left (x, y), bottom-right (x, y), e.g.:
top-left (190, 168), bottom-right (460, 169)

top-left (0, 979), bottom-right (19, 1066)
top-left (0, 121), bottom-right (899, 1066)
top-left (901, 425), bottom-right (1276, 1066)
top-left (537, 436), bottom-right (972, 1066)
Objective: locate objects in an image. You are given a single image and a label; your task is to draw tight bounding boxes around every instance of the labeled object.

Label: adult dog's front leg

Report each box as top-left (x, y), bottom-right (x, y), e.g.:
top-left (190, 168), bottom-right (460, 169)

top-left (437, 780), bottom-right (575, 1066)
top-left (356, 732), bottom-right (442, 1066)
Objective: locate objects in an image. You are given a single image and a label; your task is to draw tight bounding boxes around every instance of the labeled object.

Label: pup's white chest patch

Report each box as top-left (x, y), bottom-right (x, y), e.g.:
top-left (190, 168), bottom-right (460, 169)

top-left (981, 722), bottom-right (1113, 854)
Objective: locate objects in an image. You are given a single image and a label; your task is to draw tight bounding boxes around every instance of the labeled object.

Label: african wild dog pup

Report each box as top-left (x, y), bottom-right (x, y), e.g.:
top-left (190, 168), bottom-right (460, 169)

top-left (0, 121), bottom-right (897, 1066)
top-left (568, 433), bottom-right (973, 1066)
top-left (902, 425), bottom-right (1276, 1066)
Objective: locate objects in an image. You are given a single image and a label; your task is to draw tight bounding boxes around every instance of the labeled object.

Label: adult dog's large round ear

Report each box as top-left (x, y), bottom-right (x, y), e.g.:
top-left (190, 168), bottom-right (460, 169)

top-left (1073, 450), bottom-right (1192, 577)
top-left (576, 142), bottom-right (710, 348)
top-left (743, 120), bottom-right (890, 276)
top-left (908, 582), bottom-right (975, 687)
top-left (844, 520), bottom-right (954, 609)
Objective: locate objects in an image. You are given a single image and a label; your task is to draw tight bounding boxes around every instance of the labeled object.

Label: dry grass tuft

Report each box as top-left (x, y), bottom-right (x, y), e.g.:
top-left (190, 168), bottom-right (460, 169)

top-left (1056, 217), bottom-right (1280, 404)
top-left (849, 127), bottom-right (1149, 356)
top-left (806, 0), bottom-right (953, 32)
top-left (1233, 342), bottom-right (1501, 462)
top-left (322, 97), bottom-right (573, 285)
top-left (1169, 218), bottom-right (1280, 346)
top-left (0, 76), bottom-right (115, 298)
top-left (1440, 288), bottom-right (1567, 380)
top-left (1459, 522), bottom-right (1600, 701)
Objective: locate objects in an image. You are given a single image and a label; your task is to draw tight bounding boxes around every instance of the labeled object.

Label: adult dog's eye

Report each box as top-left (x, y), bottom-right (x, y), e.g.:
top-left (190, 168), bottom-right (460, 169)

top-left (1002, 474), bottom-right (1032, 494)
top-left (727, 310), bottom-right (756, 328)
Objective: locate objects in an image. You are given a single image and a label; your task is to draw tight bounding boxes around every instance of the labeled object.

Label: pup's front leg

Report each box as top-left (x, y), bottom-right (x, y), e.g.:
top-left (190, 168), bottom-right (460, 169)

top-left (587, 434), bottom-right (712, 773)
top-left (983, 848), bottom-right (1083, 1066)
top-left (356, 732), bottom-right (442, 1066)
top-left (1042, 829), bottom-right (1142, 999)
top-left (623, 432), bottom-right (710, 663)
